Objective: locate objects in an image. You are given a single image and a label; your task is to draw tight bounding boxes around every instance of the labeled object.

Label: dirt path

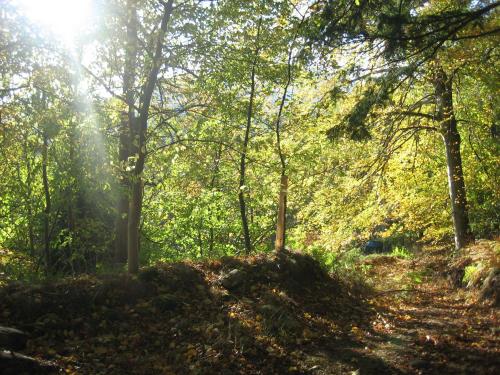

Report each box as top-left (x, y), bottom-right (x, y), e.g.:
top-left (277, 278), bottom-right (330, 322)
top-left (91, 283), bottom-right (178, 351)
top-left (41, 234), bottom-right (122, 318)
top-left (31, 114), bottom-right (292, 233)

top-left (355, 247), bottom-right (500, 374)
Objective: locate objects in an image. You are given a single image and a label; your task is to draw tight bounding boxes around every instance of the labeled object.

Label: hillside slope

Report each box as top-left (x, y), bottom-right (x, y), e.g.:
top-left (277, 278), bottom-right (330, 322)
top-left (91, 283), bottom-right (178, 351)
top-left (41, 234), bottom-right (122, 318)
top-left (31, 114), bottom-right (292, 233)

top-left (1, 246), bottom-right (498, 374)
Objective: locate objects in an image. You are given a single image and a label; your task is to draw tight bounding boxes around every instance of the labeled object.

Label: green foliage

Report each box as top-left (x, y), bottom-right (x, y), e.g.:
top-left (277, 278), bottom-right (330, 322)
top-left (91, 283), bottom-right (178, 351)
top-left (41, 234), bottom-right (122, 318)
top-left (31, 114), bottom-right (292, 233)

top-left (462, 264), bottom-right (480, 285)
top-left (0, 0), bottom-right (498, 280)
top-left (391, 246), bottom-right (413, 260)
top-left (333, 248), bottom-right (364, 273)
top-left (406, 271), bottom-right (424, 285)
top-left (0, 249), bottom-right (42, 285)
top-left (308, 246), bottom-right (337, 272)
top-left (308, 246), bottom-right (370, 282)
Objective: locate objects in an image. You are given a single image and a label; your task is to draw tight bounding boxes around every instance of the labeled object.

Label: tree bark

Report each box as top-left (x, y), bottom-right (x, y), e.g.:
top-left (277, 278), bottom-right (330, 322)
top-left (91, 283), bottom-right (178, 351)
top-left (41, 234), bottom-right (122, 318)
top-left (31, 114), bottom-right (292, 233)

top-left (239, 18), bottom-right (262, 255)
top-left (26, 164), bottom-right (35, 257)
top-left (67, 125), bottom-right (77, 270)
top-left (127, 111), bottom-right (141, 273)
top-left (434, 67), bottom-right (473, 250)
top-left (275, 175), bottom-right (288, 251)
top-left (127, 177), bottom-right (142, 273)
top-left (115, 113), bottom-right (131, 264)
top-left (127, 0), bottom-right (174, 273)
top-left (273, 29), bottom-right (296, 252)
top-left (41, 130), bottom-right (51, 272)
top-left (208, 144), bottom-right (222, 255)
top-left (115, 0), bottom-right (138, 264)
top-left (21, 139), bottom-right (35, 256)
top-left (198, 218), bottom-right (203, 257)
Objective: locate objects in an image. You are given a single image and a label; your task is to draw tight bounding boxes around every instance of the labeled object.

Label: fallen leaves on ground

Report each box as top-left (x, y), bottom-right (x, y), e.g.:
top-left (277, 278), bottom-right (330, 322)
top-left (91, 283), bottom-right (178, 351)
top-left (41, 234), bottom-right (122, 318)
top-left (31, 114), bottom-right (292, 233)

top-left (1, 245), bottom-right (499, 374)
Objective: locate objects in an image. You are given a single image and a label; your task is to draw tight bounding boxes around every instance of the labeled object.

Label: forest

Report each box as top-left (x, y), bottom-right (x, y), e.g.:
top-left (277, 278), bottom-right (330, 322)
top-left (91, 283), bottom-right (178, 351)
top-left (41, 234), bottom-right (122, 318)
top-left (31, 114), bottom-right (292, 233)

top-left (0, 0), bottom-right (499, 374)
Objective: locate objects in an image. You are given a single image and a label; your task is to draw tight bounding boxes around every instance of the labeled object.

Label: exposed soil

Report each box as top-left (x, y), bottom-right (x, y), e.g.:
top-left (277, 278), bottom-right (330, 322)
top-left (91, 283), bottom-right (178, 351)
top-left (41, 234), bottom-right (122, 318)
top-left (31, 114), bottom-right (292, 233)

top-left (0, 246), bottom-right (498, 374)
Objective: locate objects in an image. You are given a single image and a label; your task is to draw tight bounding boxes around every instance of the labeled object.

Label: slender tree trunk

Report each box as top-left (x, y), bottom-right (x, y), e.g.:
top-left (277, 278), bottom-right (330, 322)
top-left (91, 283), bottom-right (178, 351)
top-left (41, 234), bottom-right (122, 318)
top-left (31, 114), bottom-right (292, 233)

top-left (42, 131), bottom-right (51, 272)
top-left (68, 125), bottom-right (77, 243)
top-left (275, 175), bottom-right (288, 251)
top-left (127, 112), bottom-right (142, 273)
top-left (115, 0), bottom-right (138, 264)
top-left (127, 0), bottom-right (174, 273)
top-left (238, 168), bottom-right (251, 255)
top-left (198, 218), bottom-right (203, 257)
top-left (65, 127), bottom-right (76, 272)
top-left (208, 228), bottom-right (215, 254)
top-left (115, 113), bottom-right (131, 263)
top-left (26, 160), bottom-right (35, 257)
top-left (208, 144), bottom-right (222, 255)
top-left (239, 18), bottom-right (262, 255)
top-left (127, 177), bottom-right (142, 273)
top-left (21, 140), bottom-right (35, 256)
top-left (434, 67), bottom-right (473, 250)
top-left (273, 32), bottom-right (295, 252)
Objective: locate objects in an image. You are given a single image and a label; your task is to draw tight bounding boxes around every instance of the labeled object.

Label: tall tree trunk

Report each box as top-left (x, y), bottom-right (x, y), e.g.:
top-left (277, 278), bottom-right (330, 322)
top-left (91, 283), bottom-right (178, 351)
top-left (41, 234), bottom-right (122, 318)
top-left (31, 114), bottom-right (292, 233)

top-left (239, 18), bottom-right (262, 255)
top-left (275, 175), bottom-right (288, 251)
top-left (127, 0), bottom-right (174, 273)
top-left (42, 130), bottom-right (51, 272)
top-left (127, 177), bottom-right (142, 273)
top-left (115, 0), bottom-right (138, 264)
top-left (127, 113), bottom-right (142, 273)
top-left (434, 67), bottom-right (473, 250)
top-left (208, 144), bottom-right (222, 255)
top-left (115, 113), bottom-right (131, 263)
top-left (66, 126), bottom-right (76, 272)
top-left (26, 157), bottom-right (35, 257)
top-left (68, 124), bottom-right (77, 244)
top-left (21, 139), bottom-right (35, 256)
top-left (198, 218), bottom-right (203, 257)
top-left (274, 31), bottom-right (296, 252)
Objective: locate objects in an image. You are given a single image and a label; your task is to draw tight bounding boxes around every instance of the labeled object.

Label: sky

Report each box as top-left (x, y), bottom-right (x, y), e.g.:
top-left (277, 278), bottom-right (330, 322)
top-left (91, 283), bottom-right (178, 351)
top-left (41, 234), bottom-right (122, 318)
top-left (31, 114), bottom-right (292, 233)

top-left (14, 0), bottom-right (94, 46)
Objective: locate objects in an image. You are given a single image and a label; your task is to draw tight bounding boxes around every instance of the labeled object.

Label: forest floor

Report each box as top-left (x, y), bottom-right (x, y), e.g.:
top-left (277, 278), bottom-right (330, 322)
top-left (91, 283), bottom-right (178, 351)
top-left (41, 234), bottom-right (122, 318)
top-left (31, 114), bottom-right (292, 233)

top-left (0, 245), bottom-right (498, 374)
top-left (358, 245), bottom-right (499, 374)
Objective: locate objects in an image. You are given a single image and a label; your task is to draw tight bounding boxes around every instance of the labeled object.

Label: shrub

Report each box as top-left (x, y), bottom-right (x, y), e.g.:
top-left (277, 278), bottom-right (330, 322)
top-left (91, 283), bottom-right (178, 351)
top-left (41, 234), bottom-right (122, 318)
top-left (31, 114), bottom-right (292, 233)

top-left (391, 246), bottom-right (413, 259)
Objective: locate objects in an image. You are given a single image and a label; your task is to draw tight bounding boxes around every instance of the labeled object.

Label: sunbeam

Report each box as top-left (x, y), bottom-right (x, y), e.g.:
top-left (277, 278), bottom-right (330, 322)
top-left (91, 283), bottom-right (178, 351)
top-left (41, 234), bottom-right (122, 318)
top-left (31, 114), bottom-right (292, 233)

top-left (15, 0), bottom-right (93, 46)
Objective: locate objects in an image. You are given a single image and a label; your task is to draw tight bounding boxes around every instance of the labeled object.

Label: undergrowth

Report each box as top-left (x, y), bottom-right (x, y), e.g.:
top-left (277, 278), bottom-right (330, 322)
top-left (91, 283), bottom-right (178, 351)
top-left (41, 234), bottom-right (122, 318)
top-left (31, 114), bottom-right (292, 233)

top-left (390, 246), bottom-right (414, 259)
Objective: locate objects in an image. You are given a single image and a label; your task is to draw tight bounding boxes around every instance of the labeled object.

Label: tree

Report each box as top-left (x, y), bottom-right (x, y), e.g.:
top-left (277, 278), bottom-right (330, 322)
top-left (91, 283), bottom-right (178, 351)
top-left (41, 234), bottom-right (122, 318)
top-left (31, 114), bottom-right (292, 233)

top-left (126, 0), bottom-right (175, 273)
top-left (238, 17), bottom-right (262, 255)
top-left (433, 65), bottom-right (472, 249)
top-left (309, 0), bottom-right (499, 249)
top-left (1, 0), bottom-right (498, 278)
top-left (114, 0), bottom-right (139, 265)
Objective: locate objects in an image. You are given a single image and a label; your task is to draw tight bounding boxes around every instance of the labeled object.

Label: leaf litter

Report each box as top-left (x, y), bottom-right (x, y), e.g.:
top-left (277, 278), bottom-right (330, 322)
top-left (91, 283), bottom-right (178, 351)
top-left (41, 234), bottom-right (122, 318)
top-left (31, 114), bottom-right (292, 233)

top-left (1, 247), bottom-right (498, 374)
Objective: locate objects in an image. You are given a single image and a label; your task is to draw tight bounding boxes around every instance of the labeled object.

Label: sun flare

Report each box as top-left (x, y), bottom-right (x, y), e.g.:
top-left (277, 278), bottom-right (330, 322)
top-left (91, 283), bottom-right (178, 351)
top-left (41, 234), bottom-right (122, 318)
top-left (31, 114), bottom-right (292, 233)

top-left (16, 0), bottom-right (93, 45)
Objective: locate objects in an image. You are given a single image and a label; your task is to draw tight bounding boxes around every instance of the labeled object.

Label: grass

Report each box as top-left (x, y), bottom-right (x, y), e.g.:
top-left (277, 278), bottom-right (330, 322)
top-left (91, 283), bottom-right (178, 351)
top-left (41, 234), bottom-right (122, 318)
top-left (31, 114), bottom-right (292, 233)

top-left (390, 246), bottom-right (414, 259)
top-left (462, 264), bottom-right (479, 285)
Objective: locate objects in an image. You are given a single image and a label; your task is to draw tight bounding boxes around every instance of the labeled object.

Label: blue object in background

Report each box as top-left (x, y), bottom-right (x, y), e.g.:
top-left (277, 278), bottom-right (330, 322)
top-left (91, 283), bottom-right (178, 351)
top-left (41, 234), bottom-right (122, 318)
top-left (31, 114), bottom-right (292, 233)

top-left (365, 240), bottom-right (384, 254)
